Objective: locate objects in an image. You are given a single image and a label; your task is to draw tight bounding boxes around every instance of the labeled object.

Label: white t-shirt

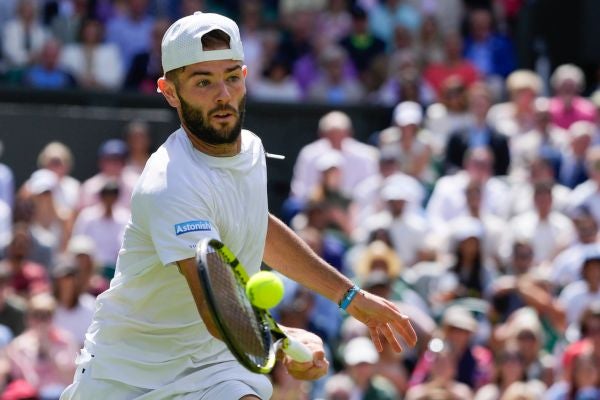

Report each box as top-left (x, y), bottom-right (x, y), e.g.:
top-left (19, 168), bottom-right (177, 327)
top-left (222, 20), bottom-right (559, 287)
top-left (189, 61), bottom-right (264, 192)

top-left (82, 128), bottom-right (269, 389)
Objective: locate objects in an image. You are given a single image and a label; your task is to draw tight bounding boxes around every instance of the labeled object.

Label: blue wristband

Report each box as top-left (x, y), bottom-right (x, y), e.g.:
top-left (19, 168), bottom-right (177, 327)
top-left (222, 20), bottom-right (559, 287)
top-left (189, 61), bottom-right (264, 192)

top-left (339, 285), bottom-right (361, 310)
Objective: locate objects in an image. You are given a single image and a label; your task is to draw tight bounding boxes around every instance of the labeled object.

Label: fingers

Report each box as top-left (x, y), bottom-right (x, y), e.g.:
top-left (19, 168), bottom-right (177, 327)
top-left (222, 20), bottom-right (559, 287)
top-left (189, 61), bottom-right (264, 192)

top-left (384, 298), bottom-right (418, 347)
top-left (393, 316), bottom-right (418, 347)
top-left (283, 354), bottom-right (329, 380)
top-left (381, 323), bottom-right (403, 352)
top-left (368, 326), bottom-right (383, 352)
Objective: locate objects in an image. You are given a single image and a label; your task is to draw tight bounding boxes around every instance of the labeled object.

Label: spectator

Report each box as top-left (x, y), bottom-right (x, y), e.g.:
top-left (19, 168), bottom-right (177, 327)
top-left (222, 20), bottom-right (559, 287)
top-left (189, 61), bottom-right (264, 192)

top-left (424, 0), bottom-right (464, 35)
top-left (339, 6), bottom-right (386, 84)
top-left (337, 336), bottom-right (398, 399)
top-left (0, 263), bottom-right (26, 339)
top-left (24, 169), bottom-right (69, 255)
top-left (427, 147), bottom-right (510, 233)
top-left (410, 306), bottom-right (493, 390)
top-left (487, 69), bottom-right (542, 138)
top-left (384, 101), bottom-right (434, 183)
top-left (122, 120), bottom-right (152, 177)
top-left (413, 14), bottom-right (444, 68)
top-left (463, 8), bottom-right (516, 81)
top-left (105, 0), bottom-right (154, 70)
top-left (549, 64), bottom-right (597, 130)
top-left (558, 121), bottom-right (595, 189)
top-left (508, 98), bottom-right (568, 179)
top-left (8, 202), bottom-right (54, 270)
top-left (124, 18), bottom-right (170, 93)
top-left (352, 150), bottom-right (425, 238)
top-left (507, 154), bottom-right (571, 220)
top-left (305, 151), bottom-right (355, 238)
top-left (0, 223), bottom-right (49, 299)
top-left (5, 293), bottom-right (77, 398)
top-left (425, 76), bottom-right (474, 156)
top-left (544, 350), bottom-right (599, 400)
top-left (367, 0), bottom-right (421, 48)
top-left (567, 146), bottom-right (600, 225)
top-left (60, 18), bottom-right (124, 90)
top-left (551, 209), bottom-right (600, 290)
top-left (278, 10), bottom-right (315, 90)
top-left (249, 57), bottom-right (302, 102)
top-left (307, 45), bottom-right (364, 104)
top-left (48, 0), bottom-right (89, 44)
top-left (72, 180), bottom-right (129, 278)
top-left (444, 82), bottom-right (511, 176)
top-left (0, 141), bottom-right (15, 209)
top-left (28, 141), bottom-right (81, 217)
top-left (503, 181), bottom-right (575, 265)
top-left (0, 143), bottom-right (13, 249)
top-left (315, 0), bottom-right (352, 44)
top-left (51, 256), bottom-right (95, 347)
top-left (488, 240), bottom-right (535, 318)
top-left (460, 179), bottom-right (506, 270)
top-left (558, 301), bottom-right (600, 382)
top-left (1, 0), bottom-right (48, 70)
top-left (352, 240), bottom-right (403, 282)
top-left (78, 138), bottom-right (136, 210)
top-left (237, 1), bottom-right (266, 85)
top-left (66, 234), bottom-right (108, 297)
top-left (423, 32), bottom-right (480, 99)
top-left (374, 51), bottom-right (436, 107)
top-left (290, 111), bottom-right (378, 201)
top-left (558, 249), bottom-right (600, 326)
top-left (443, 217), bottom-right (496, 299)
top-left (23, 39), bottom-right (76, 90)
top-left (405, 338), bottom-right (474, 400)
top-left (362, 183), bottom-right (428, 268)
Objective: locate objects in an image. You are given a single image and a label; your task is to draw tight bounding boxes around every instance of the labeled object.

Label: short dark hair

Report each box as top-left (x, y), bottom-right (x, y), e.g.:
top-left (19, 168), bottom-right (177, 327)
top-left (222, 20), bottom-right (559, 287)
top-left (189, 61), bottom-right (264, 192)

top-left (164, 29), bottom-right (231, 84)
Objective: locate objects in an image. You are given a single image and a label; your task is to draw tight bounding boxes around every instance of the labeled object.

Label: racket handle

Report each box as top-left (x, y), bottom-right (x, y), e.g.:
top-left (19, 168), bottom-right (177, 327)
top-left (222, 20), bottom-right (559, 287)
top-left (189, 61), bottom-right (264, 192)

top-left (280, 337), bottom-right (313, 363)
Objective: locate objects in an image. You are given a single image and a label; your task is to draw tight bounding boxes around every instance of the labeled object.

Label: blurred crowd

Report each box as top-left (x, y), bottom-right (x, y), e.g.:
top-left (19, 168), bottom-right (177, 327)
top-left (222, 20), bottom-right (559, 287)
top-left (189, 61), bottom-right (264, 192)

top-left (1, 0), bottom-right (600, 399)
top-left (2, 0), bottom-right (597, 104)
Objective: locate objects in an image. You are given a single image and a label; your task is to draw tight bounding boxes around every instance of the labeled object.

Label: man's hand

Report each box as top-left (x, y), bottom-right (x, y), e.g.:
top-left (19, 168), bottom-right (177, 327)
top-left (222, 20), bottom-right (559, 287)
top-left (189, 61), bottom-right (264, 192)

top-left (278, 327), bottom-right (329, 380)
top-left (347, 290), bottom-right (417, 352)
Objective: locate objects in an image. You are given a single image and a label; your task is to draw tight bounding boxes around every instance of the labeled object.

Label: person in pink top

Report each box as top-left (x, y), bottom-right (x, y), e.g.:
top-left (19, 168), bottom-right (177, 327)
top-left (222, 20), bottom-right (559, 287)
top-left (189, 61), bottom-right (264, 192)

top-left (549, 64), bottom-right (597, 129)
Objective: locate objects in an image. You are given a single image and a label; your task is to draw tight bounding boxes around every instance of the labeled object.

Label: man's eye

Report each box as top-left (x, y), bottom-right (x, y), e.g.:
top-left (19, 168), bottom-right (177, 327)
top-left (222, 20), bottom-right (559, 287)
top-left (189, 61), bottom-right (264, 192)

top-left (228, 75), bottom-right (240, 82)
top-left (197, 80), bottom-right (210, 87)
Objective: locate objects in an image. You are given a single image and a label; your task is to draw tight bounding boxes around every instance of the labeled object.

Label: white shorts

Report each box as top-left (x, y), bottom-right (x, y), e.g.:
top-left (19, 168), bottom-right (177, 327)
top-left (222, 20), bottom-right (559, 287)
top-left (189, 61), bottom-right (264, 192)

top-left (60, 357), bottom-right (273, 400)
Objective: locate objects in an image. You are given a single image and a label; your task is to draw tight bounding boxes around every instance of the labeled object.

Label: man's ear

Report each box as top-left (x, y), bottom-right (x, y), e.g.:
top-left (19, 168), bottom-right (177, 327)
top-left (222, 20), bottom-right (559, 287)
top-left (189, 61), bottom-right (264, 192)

top-left (242, 65), bottom-right (248, 78)
top-left (157, 77), bottom-right (180, 108)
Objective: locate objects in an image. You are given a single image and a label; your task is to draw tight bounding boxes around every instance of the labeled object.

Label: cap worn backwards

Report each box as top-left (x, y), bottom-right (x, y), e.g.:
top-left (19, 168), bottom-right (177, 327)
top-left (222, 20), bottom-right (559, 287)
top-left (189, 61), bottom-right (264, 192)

top-left (161, 11), bottom-right (244, 74)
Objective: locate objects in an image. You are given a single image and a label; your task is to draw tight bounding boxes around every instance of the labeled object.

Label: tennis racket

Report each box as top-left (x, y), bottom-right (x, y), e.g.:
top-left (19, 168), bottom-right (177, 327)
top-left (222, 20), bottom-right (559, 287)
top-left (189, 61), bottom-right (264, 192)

top-left (196, 238), bottom-right (313, 374)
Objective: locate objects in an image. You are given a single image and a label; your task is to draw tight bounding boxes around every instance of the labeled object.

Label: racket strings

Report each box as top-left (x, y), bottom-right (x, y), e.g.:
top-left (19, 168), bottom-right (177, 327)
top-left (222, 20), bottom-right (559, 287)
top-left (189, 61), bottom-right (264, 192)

top-left (205, 250), bottom-right (271, 365)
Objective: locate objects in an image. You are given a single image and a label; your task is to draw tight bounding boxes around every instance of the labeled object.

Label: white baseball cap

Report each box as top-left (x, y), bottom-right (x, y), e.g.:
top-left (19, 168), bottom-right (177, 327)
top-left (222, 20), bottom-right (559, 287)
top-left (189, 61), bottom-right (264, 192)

top-left (393, 101), bottom-right (423, 127)
top-left (161, 11), bottom-right (244, 74)
top-left (343, 336), bottom-right (379, 366)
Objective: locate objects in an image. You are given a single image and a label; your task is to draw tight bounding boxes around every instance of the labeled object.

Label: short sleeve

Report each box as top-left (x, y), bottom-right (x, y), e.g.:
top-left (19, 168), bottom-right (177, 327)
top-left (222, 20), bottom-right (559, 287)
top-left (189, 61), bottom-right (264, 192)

top-left (143, 190), bottom-right (220, 266)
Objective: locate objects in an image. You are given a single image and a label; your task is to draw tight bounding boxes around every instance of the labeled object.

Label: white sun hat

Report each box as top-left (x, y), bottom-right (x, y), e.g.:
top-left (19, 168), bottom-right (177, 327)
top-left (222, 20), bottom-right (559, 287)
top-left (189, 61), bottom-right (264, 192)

top-left (161, 11), bottom-right (244, 74)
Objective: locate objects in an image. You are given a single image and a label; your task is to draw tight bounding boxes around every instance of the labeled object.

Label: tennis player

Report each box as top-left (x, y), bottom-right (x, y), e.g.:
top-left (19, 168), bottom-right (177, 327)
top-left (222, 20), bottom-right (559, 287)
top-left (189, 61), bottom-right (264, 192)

top-left (61, 11), bottom-right (416, 400)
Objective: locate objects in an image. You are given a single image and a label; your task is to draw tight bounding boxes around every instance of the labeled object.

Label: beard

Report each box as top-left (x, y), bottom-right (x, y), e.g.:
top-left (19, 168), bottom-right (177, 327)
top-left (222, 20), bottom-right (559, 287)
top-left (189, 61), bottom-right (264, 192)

top-left (178, 92), bottom-right (246, 145)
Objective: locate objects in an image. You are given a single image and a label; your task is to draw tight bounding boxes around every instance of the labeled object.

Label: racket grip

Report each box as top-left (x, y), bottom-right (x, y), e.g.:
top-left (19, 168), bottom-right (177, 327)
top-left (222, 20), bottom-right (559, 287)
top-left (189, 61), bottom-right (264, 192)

top-left (280, 337), bottom-right (313, 363)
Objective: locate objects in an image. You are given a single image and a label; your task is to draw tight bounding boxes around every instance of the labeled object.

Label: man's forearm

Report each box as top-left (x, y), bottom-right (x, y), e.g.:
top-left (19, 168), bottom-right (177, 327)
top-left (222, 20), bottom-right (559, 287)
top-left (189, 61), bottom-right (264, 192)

top-left (263, 214), bottom-right (353, 305)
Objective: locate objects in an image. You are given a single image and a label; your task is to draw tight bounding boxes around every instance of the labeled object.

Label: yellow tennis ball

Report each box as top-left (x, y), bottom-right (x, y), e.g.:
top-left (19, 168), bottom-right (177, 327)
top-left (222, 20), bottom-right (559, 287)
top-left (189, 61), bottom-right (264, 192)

top-left (246, 271), bottom-right (285, 309)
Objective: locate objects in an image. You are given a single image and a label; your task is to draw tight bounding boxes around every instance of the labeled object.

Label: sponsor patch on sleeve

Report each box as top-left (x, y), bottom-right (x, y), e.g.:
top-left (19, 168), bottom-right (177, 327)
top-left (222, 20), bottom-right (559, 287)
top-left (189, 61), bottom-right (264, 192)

top-left (174, 220), bottom-right (212, 235)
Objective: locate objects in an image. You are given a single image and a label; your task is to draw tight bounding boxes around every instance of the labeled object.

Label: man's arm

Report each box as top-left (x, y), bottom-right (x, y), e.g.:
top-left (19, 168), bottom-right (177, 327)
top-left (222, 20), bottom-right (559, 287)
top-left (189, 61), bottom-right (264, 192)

top-left (177, 257), bottom-right (329, 380)
top-left (177, 258), bottom-right (221, 339)
top-left (264, 214), bottom-right (417, 351)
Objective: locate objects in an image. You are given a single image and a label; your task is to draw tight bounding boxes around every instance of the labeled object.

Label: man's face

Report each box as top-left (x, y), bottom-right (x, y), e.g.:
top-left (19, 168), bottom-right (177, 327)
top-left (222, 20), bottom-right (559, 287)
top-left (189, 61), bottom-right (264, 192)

top-left (178, 91), bottom-right (246, 145)
top-left (168, 59), bottom-right (247, 146)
